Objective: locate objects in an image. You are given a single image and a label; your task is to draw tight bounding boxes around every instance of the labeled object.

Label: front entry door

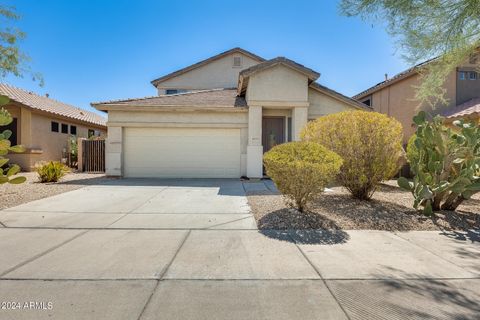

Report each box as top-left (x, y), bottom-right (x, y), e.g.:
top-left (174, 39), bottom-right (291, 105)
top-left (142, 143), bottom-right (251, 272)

top-left (262, 117), bottom-right (285, 153)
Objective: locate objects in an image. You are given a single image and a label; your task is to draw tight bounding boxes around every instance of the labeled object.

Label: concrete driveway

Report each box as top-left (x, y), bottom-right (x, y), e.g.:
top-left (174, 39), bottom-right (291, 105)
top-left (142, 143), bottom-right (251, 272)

top-left (0, 179), bottom-right (479, 319)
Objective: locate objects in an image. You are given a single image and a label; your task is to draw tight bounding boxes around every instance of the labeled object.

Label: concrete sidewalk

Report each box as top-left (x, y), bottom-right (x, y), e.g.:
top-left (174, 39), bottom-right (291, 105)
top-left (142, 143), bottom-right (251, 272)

top-left (0, 179), bottom-right (479, 319)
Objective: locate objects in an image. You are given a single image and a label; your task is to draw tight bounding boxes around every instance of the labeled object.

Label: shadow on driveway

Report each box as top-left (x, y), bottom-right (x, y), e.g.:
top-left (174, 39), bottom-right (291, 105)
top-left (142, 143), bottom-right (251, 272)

top-left (59, 178), bottom-right (247, 197)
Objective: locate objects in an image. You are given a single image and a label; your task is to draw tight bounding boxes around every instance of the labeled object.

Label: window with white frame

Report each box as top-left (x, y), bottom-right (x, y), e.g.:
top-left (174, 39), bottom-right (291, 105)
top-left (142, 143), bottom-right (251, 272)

top-left (459, 71), bottom-right (466, 80)
top-left (469, 71), bottom-right (477, 80)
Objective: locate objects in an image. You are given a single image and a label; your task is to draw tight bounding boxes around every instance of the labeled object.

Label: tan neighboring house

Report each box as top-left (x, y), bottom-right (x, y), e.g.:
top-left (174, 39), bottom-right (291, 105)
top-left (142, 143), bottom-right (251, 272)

top-left (92, 47), bottom-right (368, 179)
top-left (0, 83), bottom-right (107, 171)
top-left (354, 54), bottom-right (480, 144)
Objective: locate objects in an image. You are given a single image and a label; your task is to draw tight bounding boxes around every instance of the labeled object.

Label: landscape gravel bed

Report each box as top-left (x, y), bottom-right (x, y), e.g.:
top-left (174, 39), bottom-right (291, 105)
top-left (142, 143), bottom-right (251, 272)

top-left (247, 180), bottom-right (480, 231)
top-left (0, 172), bottom-right (111, 210)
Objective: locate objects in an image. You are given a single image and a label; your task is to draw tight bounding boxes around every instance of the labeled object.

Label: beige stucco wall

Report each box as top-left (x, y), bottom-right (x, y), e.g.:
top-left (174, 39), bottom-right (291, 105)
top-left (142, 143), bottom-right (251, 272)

top-left (360, 59), bottom-right (480, 144)
top-left (106, 109), bottom-right (248, 176)
top-left (307, 88), bottom-right (357, 119)
top-left (367, 72), bottom-right (457, 144)
top-left (245, 65), bottom-right (309, 104)
top-left (156, 52), bottom-right (260, 94)
top-left (1, 104), bottom-right (106, 171)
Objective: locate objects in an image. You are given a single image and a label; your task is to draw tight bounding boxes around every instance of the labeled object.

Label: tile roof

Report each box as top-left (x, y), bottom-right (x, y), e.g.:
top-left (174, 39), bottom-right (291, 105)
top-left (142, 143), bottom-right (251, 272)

top-left (353, 58), bottom-right (437, 99)
top-left (92, 88), bottom-right (247, 108)
top-left (151, 47), bottom-right (265, 87)
top-left (442, 97), bottom-right (480, 119)
top-left (0, 83), bottom-right (106, 127)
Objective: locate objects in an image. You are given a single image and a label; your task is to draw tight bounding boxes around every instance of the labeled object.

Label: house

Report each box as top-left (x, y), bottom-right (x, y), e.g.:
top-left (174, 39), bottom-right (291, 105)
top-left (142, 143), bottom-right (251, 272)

top-left (0, 83), bottom-right (107, 171)
top-left (354, 53), bottom-right (480, 144)
top-left (92, 47), bottom-right (368, 179)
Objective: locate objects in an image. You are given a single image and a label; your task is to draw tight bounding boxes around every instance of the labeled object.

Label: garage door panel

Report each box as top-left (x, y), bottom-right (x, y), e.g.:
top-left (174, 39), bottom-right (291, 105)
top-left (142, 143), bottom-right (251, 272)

top-left (123, 128), bottom-right (241, 178)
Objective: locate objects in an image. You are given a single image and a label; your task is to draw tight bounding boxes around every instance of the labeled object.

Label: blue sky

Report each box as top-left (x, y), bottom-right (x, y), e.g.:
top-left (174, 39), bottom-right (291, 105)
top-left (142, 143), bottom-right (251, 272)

top-left (3, 0), bottom-right (409, 115)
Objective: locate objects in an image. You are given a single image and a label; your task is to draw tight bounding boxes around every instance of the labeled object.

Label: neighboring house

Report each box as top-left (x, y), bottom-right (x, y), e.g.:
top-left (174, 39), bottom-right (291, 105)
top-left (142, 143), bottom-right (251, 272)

top-left (92, 47), bottom-right (368, 179)
top-left (354, 54), bottom-right (480, 144)
top-left (0, 83), bottom-right (107, 171)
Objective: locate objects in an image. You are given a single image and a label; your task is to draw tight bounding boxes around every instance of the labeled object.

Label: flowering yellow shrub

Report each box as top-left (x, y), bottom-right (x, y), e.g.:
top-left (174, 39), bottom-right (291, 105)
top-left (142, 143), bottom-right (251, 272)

top-left (301, 110), bottom-right (404, 200)
top-left (263, 141), bottom-right (342, 212)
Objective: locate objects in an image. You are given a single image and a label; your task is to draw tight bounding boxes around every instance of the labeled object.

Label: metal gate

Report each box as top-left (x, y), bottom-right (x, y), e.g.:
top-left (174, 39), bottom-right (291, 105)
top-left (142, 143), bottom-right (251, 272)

top-left (80, 139), bottom-right (105, 173)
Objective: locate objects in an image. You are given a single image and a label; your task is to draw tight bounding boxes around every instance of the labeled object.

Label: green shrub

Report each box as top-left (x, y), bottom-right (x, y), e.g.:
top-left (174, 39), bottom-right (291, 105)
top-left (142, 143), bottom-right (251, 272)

top-left (0, 96), bottom-right (26, 185)
top-left (263, 141), bottom-right (343, 212)
top-left (302, 110), bottom-right (404, 200)
top-left (35, 161), bottom-right (70, 183)
top-left (406, 134), bottom-right (419, 165)
top-left (398, 111), bottom-right (480, 214)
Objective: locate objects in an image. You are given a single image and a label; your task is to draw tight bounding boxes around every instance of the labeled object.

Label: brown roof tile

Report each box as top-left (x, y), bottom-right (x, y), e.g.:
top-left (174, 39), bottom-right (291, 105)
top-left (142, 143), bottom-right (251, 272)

top-left (0, 83), bottom-right (106, 127)
top-left (443, 97), bottom-right (480, 119)
top-left (92, 88), bottom-right (247, 108)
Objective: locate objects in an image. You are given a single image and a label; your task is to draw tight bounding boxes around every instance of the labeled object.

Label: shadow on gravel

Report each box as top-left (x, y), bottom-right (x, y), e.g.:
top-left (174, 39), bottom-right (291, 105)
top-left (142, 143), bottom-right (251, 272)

top-left (259, 229), bottom-right (350, 245)
top-left (256, 207), bottom-right (345, 230)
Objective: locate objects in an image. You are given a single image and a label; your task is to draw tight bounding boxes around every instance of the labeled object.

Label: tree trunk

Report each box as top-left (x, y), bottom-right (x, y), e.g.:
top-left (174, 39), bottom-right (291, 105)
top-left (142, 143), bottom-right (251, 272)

top-left (441, 193), bottom-right (464, 211)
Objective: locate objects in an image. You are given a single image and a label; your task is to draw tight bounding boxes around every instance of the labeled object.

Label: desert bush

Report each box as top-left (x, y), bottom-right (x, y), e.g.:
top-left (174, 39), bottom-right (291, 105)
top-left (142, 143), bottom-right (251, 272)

top-left (398, 111), bottom-right (480, 214)
top-left (35, 161), bottom-right (70, 183)
top-left (263, 141), bottom-right (342, 212)
top-left (0, 96), bottom-right (26, 185)
top-left (406, 134), bottom-right (419, 165)
top-left (302, 110), bottom-right (404, 200)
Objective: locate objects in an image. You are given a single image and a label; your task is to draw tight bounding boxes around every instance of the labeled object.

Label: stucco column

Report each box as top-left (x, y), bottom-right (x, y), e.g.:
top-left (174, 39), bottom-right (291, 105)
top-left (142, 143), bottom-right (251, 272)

top-left (20, 108), bottom-right (32, 147)
top-left (105, 126), bottom-right (122, 176)
top-left (246, 105), bottom-right (263, 178)
top-left (292, 107), bottom-right (308, 141)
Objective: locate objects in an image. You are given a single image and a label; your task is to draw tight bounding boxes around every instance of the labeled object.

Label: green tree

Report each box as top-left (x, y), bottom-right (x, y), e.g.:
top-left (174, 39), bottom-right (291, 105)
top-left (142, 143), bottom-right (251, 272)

top-left (0, 5), bottom-right (42, 83)
top-left (0, 5), bottom-right (38, 184)
top-left (341, 0), bottom-right (480, 107)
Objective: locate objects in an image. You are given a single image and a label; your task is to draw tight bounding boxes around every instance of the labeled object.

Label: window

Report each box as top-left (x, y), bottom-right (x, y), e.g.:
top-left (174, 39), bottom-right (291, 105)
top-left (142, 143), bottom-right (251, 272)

top-left (0, 118), bottom-right (17, 145)
top-left (51, 121), bottom-right (59, 132)
top-left (459, 71), bottom-right (466, 80)
top-left (61, 123), bottom-right (68, 134)
top-left (165, 89), bottom-right (187, 95)
top-left (362, 98), bottom-right (371, 106)
top-left (88, 129), bottom-right (95, 138)
top-left (233, 56), bottom-right (242, 67)
top-left (70, 125), bottom-right (77, 135)
top-left (469, 71), bottom-right (477, 80)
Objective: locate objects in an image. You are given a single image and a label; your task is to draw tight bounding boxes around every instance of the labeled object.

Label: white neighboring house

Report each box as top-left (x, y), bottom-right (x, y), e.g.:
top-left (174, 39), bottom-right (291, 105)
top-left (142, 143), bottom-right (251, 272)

top-left (92, 47), bottom-right (368, 178)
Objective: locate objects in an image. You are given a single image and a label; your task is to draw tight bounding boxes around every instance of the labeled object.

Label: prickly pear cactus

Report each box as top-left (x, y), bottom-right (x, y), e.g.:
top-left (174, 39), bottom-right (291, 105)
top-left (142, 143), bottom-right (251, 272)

top-left (0, 95), bottom-right (26, 184)
top-left (398, 111), bottom-right (480, 214)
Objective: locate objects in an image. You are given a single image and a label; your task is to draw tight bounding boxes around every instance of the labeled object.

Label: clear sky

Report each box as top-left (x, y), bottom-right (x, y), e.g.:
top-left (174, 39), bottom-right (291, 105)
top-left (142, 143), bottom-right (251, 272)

top-left (3, 0), bottom-right (410, 115)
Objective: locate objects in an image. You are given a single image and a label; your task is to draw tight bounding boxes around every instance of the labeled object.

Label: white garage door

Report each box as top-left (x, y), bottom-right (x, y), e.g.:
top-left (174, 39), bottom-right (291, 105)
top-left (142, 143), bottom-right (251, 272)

top-left (123, 128), bottom-right (241, 178)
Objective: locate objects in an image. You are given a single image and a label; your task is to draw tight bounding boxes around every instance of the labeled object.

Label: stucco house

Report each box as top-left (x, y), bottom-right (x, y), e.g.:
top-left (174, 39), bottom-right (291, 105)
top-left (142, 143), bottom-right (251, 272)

top-left (354, 53), bottom-right (480, 144)
top-left (0, 83), bottom-right (107, 171)
top-left (92, 47), bottom-right (368, 179)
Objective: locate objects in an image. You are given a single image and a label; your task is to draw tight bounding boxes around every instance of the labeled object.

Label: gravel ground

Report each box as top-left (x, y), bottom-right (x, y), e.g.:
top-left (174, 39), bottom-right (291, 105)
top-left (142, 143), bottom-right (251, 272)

top-left (247, 180), bottom-right (480, 231)
top-left (0, 172), bottom-right (111, 210)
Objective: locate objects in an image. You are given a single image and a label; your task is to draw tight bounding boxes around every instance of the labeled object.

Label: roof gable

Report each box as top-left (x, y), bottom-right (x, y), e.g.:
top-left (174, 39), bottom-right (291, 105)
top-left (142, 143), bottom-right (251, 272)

top-left (237, 57), bottom-right (320, 94)
top-left (151, 48), bottom-right (265, 88)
